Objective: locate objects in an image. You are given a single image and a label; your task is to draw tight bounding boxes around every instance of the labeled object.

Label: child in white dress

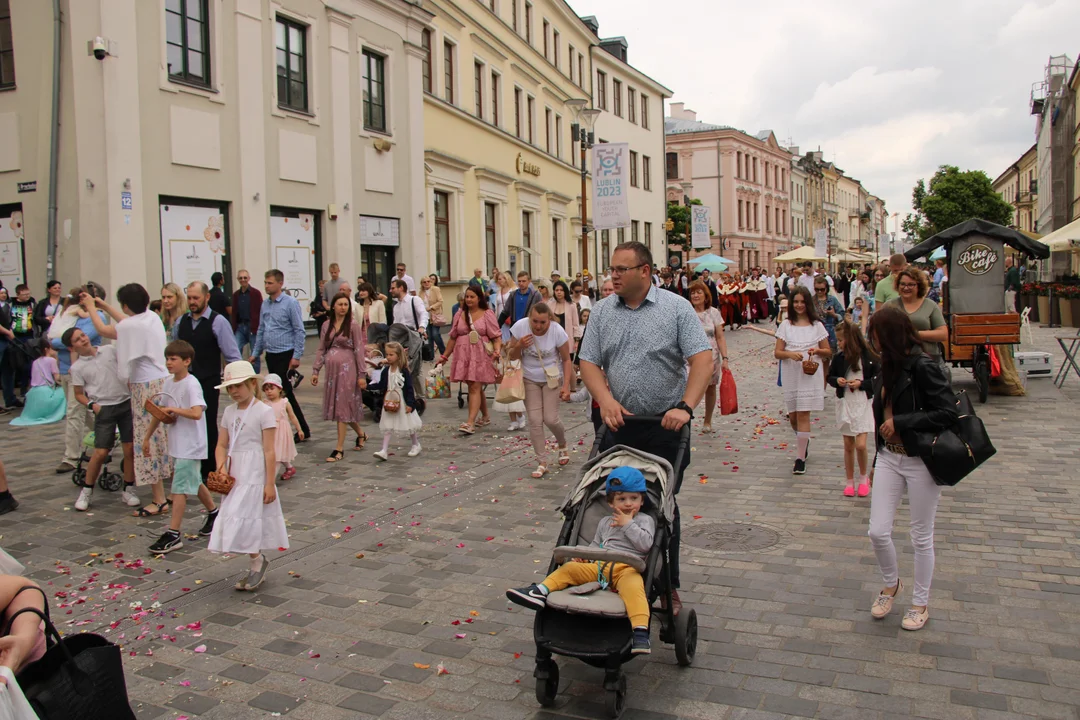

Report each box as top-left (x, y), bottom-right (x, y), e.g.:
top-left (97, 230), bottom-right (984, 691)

top-left (208, 361), bottom-right (289, 591)
top-left (372, 342), bottom-right (422, 460)
top-left (827, 321), bottom-right (878, 497)
top-left (774, 286), bottom-right (832, 476)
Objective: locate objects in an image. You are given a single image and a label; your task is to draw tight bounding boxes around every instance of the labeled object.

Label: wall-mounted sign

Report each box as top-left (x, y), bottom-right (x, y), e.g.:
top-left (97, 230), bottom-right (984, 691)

top-left (121, 191), bottom-right (133, 210)
top-left (591, 143), bottom-right (630, 230)
top-left (271, 213), bottom-right (316, 303)
top-left (159, 201), bottom-right (227, 289)
top-left (516, 153), bottom-right (541, 177)
top-left (16, 181), bottom-right (36, 193)
top-left (742, 241), bottom-right (757, 249)
top-left (957, 243), bottom-right (999, 276)
top-left (691, 206), bottom-right (711, 250)
top-left (0, 205), bottom-right (26, 289)
top-left (359, 215), bottom-right (400, 247)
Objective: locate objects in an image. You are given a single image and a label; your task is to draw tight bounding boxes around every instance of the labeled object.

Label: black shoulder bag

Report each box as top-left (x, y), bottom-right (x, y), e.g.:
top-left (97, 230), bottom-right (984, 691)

top-left (913, 379), bottom-right (996, 486)
top-left (411, 298), bottom-right (435, 362)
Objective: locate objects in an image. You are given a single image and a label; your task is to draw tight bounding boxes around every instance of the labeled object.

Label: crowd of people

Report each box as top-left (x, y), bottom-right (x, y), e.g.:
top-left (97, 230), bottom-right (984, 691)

top-left (0, 243), bottom-right (970, 634)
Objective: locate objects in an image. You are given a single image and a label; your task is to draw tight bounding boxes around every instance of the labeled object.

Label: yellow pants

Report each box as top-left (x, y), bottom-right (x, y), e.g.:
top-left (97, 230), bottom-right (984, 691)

top-left (543, 561), bottom-right (649, 628)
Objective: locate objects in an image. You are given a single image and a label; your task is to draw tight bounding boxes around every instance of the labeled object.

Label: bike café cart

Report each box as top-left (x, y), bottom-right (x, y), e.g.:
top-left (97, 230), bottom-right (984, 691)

top-left (905, 219), bottom-right (1050, 403)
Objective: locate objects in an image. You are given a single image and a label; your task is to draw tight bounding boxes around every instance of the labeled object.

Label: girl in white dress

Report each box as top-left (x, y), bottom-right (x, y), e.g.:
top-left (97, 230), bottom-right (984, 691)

top-left (826, 321), bottom-right (878, 497)
top-left (774, 286), bottom-right (833, 475)
top-left (373, 343), bottom-right (423, 460)
top-left (209, 361), bottom-right (289, 591)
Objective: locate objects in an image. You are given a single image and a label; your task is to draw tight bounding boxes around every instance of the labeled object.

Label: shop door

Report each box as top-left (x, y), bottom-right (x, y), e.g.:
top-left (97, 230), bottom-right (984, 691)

top-left (361, 246), bottom-right (395, 296)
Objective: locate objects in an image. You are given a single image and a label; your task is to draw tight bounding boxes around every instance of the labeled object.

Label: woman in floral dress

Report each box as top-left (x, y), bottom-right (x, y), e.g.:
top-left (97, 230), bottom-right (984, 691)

top-left (312, 293), bottom-right (367, 462)
top-left (440, 286), bottom-right (502, 434)
top-left (689, 281), bottom-right (729, 433)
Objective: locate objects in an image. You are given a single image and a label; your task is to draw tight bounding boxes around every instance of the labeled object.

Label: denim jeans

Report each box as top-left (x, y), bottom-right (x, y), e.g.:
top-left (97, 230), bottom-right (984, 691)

top-left (427, 322), bottom-right (446, 357)
top-left (234, 325), bottom-right (260, 372)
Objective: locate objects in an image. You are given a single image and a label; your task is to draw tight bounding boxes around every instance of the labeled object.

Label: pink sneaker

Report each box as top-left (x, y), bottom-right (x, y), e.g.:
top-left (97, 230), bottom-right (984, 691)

top-left (857, 482), bottom-right (870, 497)
top-left (843, 483), bottom-right (855, 497)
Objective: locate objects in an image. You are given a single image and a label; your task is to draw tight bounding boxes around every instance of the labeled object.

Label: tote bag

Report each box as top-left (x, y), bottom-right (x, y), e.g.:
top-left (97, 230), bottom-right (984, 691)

top-left (495, 364), bottom-right (525, 404)
top-left (719, 367), bottom-right (739, 415)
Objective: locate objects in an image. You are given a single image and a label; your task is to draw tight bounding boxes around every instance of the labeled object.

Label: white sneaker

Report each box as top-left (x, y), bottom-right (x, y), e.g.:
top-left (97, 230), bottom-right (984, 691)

top-left (373, 450), bottom-right (389, 461)
top-left (74, 487), bottom-right (93, 512)
top-left (120, 489), bottom-right (141, 507)
top-left (408, 444), bottom-right (422, 457)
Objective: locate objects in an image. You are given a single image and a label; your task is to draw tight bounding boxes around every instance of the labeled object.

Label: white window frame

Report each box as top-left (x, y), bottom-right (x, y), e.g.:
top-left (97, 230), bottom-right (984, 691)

top-left (358, 40), bottom-right (395, 138)
top-left (442, 36), bottom-right (459, 106)
top-left (158, 0), bottom-right (226, 104)
top-left (269, 4), bottom-right (321, 125)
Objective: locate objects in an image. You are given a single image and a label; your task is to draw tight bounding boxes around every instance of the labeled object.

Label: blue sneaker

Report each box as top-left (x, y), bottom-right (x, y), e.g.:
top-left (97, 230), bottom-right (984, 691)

top-left (506, 584), bottom-right (547, 610)
top-left (631, 628), bottom-right (651, 655)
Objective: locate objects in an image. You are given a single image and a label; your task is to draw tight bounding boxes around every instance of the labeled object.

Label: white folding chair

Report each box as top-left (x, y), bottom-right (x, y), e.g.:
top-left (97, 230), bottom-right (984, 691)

top-left (1019, 306), bottom-right (1033, 346)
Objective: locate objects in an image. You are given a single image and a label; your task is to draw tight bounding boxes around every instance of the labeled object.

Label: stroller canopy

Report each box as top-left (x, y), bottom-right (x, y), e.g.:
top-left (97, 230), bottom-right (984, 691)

top-left (560, 445), bottom-right (676, 524)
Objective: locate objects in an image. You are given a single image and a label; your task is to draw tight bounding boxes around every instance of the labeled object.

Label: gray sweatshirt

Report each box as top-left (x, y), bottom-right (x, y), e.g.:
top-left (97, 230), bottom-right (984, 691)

top-left (590, 512), bottom-right (655, 560)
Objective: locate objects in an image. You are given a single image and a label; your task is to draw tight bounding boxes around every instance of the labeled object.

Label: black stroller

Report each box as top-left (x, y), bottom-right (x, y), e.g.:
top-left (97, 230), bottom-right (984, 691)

top-left (531, 417), bottom-right (695, 717)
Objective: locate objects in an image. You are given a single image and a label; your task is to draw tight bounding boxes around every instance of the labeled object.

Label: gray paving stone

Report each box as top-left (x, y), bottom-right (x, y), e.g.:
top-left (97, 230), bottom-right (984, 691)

top-left (135, 662), bottom-right (183, 681)
top-left (336, 672), bottom-right (389, 693)
top-left (247, 690), bottom-right (305, 714)
top-left (338, 691), bottom-right (398, 716)
top-left (707, 686), bottom-right (764, 709)
top-left (353, 640), bottom-right (397, 658)
top-left (218, 663), bottom-right (270, 684)
top-left (262, 638), bottom-right (310, 655)
top-left (991, 665), bottom-right (1049, 685)
top-left (949, 689), bottom-right (1008, 711)
top-left (167, 692), bottom-right (220, 715)
top-left (381, 663), bottom-right (434, 684)
top-left (206, 611), bottom-right (247, 627)
top-left (918, 642), bottom-right (974, 660)
top-left (762, 693), bottom-right (819, 717)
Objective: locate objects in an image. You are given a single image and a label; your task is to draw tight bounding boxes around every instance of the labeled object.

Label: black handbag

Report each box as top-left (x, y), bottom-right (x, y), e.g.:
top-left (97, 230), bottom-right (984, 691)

top-left (916, 390), bottom-right (996, 486)
top-left (4, 587), bottom-right (136, 720)
top-left (411, 299), bottom-right (435, 362)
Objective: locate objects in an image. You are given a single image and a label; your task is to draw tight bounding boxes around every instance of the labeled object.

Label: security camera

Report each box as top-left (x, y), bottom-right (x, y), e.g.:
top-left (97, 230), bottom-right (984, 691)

top-left (92, 37), bottom-right (106, 60)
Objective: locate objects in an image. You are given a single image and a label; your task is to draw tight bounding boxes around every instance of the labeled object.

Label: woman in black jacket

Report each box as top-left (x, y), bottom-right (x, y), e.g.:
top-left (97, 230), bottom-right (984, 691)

top-left (866, 307), bottom-right (957, 632)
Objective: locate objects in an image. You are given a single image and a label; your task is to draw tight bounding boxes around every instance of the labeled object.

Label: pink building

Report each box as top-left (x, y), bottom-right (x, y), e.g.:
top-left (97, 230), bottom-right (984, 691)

top-left (665, 103), bottom-right (793, 271)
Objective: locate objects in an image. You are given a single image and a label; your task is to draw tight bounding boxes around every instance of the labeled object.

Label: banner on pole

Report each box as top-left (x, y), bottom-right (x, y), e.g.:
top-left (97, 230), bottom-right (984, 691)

top-left (814, 229), bottom-right (828, 258)
top-left (691, 206), bottom-right (712, 249)
top-left (590, 143), bottom-right (630, 230)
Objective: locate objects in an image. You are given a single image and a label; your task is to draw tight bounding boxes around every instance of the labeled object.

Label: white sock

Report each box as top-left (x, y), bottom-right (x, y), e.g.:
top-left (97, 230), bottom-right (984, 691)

top-left (796, 432), bottom-right (810, 461)
top-left (249, 554), bottom-right (264, 572)
top-left (537, 584), bottom-right (550, 595)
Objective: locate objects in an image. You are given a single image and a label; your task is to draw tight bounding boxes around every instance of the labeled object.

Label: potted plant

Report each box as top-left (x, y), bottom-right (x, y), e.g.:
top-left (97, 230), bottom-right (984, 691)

top-left (1058, 285), bottom-right (1074, 328)
top-left (1063, 285), bottom-right (1080, 328)
top-left (1035, 283), bottom-right (1053, 324)
top-left (1024, 283), bottom-right (1040, 322)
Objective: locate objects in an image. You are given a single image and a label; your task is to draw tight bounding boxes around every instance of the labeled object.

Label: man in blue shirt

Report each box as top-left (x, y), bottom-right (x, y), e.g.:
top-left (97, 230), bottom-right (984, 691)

top-left (497, 271), bottom-right (540, 328)
top-left (250, 269), bottom-right (310, 441)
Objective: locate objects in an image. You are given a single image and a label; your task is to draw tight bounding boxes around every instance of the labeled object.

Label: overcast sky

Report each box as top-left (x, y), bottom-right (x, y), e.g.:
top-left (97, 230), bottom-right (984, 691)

top-left (571, 0), bottom-right (1079, 232)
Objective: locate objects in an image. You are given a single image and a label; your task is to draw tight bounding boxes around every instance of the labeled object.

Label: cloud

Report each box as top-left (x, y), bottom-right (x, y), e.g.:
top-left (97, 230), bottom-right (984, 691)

top-left (794, 66), bottom-right (943, 129)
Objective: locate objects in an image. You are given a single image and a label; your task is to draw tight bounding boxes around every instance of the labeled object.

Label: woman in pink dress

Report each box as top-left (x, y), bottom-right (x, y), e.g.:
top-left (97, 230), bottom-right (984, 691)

top-left (439, 286), bottom-right (502, 434)
top-left (311, 293), bottom-right (368, 462)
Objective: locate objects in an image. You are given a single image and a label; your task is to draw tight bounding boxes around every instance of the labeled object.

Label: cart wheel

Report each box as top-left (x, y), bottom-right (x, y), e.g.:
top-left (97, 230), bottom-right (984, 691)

top-left (605, 673), bottom-right (627, 718)
top-left (674, 607), bottom-right (698, 667)
top-left (975, 357), bottom-right (989, 404)
top-left (457, 395), bottom-right (465, 409)
top-left (534, 660), bottom-right (559, 707)
top-left (71, 468), bottom-right (86, 487)
top-left (100, 472), bottom-right (125, 492)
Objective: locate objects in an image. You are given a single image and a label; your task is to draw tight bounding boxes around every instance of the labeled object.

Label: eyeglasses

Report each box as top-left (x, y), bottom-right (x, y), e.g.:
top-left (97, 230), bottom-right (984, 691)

top-left (607, 264), bottom-right (646, 276)
top-left (898, 283), bottom-right (918, 289)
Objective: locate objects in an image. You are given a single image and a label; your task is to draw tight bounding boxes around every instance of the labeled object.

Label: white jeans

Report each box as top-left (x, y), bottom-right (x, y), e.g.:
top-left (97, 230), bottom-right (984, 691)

top-left (868, 449), bottom-right (942, 606)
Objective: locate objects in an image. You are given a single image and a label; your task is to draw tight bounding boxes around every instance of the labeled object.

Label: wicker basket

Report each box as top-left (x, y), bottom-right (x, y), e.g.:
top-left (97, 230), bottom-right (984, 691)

top-left (383, 388), bottom-right (401, 413)
top-left (144, 392), bottom-right (178, 424)
top-left (801, 359), bottom-right (820, 376)
top-left (205, 468), bottom-right (235, 495)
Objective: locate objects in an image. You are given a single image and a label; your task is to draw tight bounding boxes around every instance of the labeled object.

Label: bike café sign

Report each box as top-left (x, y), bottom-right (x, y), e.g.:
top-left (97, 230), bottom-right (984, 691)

top-left (957, 243), bottom-right (999, 276)
top-left (516, 153), bottom-right (541, 177)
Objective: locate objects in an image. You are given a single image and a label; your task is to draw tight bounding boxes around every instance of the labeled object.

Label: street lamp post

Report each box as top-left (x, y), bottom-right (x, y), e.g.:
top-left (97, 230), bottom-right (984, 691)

top-left (566, 99), bottom-right (600, 274)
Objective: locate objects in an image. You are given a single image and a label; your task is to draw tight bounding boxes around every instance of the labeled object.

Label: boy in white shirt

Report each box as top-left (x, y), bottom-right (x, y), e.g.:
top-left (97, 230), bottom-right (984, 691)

top-left (143, 340), bottom-right (219, 554)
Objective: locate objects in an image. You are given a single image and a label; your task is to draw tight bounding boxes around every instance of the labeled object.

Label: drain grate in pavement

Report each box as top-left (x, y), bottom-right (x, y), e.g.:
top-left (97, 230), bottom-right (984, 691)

top-left (682, 522), bottom-right (781, 552)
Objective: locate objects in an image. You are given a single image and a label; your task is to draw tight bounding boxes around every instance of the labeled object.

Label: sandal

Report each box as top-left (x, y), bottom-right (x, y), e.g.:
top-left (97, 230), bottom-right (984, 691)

top-left (326, 449), bottom-right (345, 463)
top-left (354, 431), bottom-right (368, 450)
top-left (134, 500), bottom-right (171, 518)
top-left (558, 448), bottom-right (570, 466)
top-left (531, 463), bottom-right (548, 478)
top-left (459, 423), bottom-right (475, 435)
top-left (475, 417), bottom-right (491, 427)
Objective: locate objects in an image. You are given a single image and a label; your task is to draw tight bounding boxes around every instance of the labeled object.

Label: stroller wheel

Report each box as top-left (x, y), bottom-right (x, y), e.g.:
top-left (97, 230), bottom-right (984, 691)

top-left (71, 468), bottom-right (86, 487)
top-left (605, 673), bottom-right (626, 718)
top-left (100, 472), bottom-right (125, 492)
top-left (534, 660), bottom-right (559, 707)
top-left (457, 395), bottom-right (465, 409)
top-left (674, 607), bottom-right (698, 667)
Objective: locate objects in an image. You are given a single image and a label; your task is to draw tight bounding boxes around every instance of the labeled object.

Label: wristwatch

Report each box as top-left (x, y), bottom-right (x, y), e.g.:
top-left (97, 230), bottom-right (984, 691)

top-left (672, 401), bottom-right (694, 418)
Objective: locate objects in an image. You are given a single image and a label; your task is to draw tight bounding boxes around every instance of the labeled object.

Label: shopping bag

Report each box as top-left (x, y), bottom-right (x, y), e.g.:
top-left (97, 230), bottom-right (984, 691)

top-left (495, 365), bottom-right (525, 404)
top-left (0, 666), bottom-right (39, 720)
top-left (988, 346), bottom-right (1002, 379)
top-left (425, 369), bottom-right (450, 399)
top-left (719, 367), bottom-right (738, 415)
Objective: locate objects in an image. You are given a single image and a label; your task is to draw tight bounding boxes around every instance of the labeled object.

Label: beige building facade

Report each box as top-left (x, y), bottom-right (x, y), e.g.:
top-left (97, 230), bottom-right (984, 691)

top-left (0, 0), bottom-right (432, 299)
top-left (992, 143), bottom-right (1038, 234)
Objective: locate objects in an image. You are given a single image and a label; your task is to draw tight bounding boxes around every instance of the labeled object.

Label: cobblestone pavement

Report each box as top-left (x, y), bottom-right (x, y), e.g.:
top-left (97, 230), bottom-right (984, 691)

top-left (2, 324), bottom-right (1078, 720)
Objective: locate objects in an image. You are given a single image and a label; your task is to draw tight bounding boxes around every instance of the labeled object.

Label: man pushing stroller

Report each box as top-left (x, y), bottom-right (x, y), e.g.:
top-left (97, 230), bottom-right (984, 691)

top-left (507, 467), bottom-right (655, 655)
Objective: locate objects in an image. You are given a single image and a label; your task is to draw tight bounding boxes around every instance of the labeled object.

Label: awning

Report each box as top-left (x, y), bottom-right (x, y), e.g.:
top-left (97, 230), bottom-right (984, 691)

top-left (905, 219), bottom-right (1050, 262)
top-left (1039, 217), bottom-right (1080, 252)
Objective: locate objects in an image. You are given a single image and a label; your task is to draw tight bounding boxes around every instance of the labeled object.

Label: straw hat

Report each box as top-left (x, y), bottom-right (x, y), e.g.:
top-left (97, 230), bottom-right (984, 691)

top-left (216, 361), bottom-right (259, 389)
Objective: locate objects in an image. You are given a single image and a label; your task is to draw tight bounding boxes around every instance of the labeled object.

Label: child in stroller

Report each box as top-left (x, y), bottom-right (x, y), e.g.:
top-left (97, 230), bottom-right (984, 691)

top-left (507, 466), bottom-right (654, 654)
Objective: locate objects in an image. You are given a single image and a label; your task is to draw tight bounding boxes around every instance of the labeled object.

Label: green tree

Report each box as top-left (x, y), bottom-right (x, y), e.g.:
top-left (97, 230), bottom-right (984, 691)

top-left (903, 165), bottom-right (1014, 242)
top-left (666, 199), bottom-right (703, 252)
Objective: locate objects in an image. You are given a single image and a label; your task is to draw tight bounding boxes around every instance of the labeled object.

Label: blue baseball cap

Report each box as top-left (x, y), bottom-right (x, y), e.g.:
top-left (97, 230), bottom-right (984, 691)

top-left (606, 467), bottom-right (647, 495)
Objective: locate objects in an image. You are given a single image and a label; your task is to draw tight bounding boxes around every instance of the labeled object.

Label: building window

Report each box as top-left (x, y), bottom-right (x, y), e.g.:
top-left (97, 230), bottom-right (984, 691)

top-left (640, 94), bottom-right (649, 129)
top-left (738, 200), bottom-right (743, 229)
top-left (577, 54), bottom-right (584, 88)
top-left (617, 227), bottom-right (625, 244)
top-left (736, 152), bottom-right (741, 179)
top-left (665, 152), bottom-right (678, 180)
top-left (644, 221), bottom-right (652, 249)
top-left (420, 30), bottom-right (432, 93)
top-left (596, 71), bottom-right (607, 110)
top-left (753, 202), bottom-right (758, 230)
top-left (545, 107), bottom-right (552, 153)
top-left (601, 230), bottom-right (610, 268)
top-left (275, 16), bottom-right (308, 112)
top-left (553, 30), bottom-right (560, 70)
top-left (643, 155), bottom-right (651, 191)
top-left (512, 0), bottom-right (518, 32)
top-left (568, 45), bottom-right (575, 83)
top-left (474, 61), bottom-right (484, 118)
top-left (491, 72), bottom-right (500, 126)
top-left (552, 218), bottom-right (560, 271)
top-left (612, 79), bottom-right (622, 117)
top-left (542, 19), bottom-right (549, 58)
top-left (434, 191), bottom-right (452, 281)
top-left (166, 0), bottom-right (210, 87)
top-left (753, 158), bottom-right (758, 183)
top-left (764, 161), bottom-right (770, 188)
top-left (555, 115), bottom-right (563, 159)
top-left (362, 50), bottom-right (387, 132)
top-left (631, 220), bottom-right (639, 243)
top-left (443, 41), bottom-right (455, 104)
top-left (629, 150), bottom-right (639, 187)
top-left (527, 96), bottom-right (535, 144)
top-left (485, 202), bottom-right (498, 273)
top-left (765, 205), bottom-right (771, 232)
top-left (514, 87), bottom-right (522, 137)
top-left (521, 211), bottom-right (532, 275)
top-left (628, 88), bottom-right (636, 124)
top-left (524, 2), bottom-right (532, 45)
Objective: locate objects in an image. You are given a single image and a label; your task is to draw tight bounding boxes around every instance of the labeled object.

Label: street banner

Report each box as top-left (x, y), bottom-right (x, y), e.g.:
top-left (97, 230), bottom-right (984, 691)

top-left (591, 143), bottom-right (630, 230)
top-left (691, 206), bottom-right (712, 249)
top-left (814, 228), bottom-right (828, 258)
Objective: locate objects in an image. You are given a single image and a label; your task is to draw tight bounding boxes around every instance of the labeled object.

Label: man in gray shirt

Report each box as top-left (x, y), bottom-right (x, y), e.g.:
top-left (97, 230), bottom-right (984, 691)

top-left (322, 263), bottom-right (348, 304)
top-left (578, 241), bottom-right (712, 612)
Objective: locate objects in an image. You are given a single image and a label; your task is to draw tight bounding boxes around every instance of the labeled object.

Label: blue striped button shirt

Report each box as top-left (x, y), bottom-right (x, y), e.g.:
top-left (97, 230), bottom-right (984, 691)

top-left (252, 292), bottom-right (305, 359)
top-left (577, 285), bottom-right (710, 416)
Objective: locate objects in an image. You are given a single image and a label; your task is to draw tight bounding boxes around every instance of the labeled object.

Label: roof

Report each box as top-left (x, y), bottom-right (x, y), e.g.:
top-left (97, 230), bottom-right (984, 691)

top-left (904, 219), bottom-right (1050, 262)
top-left (664, 117), bottom-right (734, 134)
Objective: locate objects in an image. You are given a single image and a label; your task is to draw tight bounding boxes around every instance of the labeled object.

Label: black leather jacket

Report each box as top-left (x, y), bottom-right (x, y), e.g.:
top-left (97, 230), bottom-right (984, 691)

top-left (872, 351), bottom-right (957, 454)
